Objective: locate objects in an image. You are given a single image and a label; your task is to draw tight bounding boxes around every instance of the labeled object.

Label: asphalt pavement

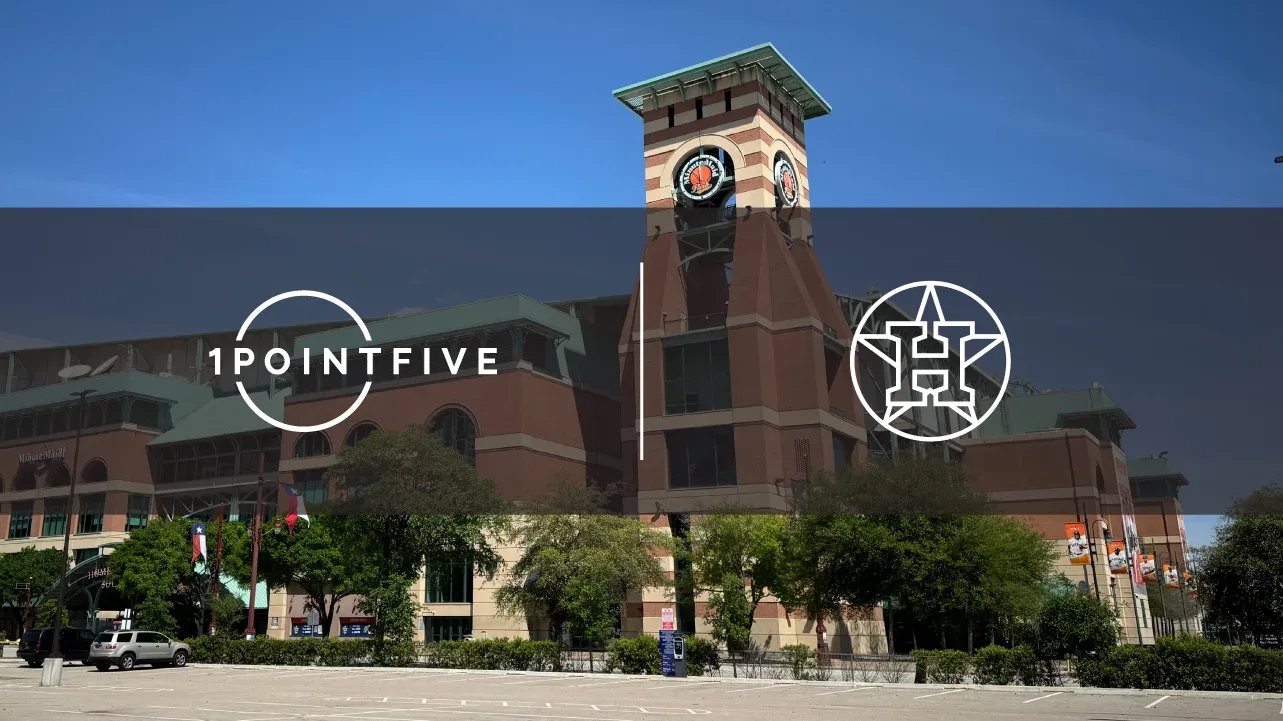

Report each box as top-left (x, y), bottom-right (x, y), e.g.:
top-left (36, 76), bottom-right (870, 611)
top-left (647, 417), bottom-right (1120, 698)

top-left (0, 659), bottom-right (1279, 721)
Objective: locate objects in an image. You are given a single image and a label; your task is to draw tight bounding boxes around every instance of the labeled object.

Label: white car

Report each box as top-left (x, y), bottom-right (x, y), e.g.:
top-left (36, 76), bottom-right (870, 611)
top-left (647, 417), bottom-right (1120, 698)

top-left (89, 630), bottom-right (190, 671)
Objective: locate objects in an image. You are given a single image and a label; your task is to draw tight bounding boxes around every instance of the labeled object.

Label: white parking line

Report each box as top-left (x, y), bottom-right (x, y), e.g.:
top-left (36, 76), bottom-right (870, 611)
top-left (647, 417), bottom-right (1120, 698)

top-left (573, 678), bottom-right (645, 687)
top-left (725, 684), bottom-right (790, 693)
top-left (914, 689), bottom-right (964, 700)
top-left (1145, 695), bottom-right (1171, 709)
top-left (815, 686), bottom-right (874, 696)
top-left (1023, 692), bottom-right (1062, 704)
top-left (502, 677), bottom-right (582, 685)
top-left (639, 681), bottom-right (719, 690)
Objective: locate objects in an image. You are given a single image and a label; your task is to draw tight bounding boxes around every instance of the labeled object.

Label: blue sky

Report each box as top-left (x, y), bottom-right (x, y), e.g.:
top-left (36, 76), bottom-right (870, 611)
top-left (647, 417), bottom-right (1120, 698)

top-left (2, 1), bottom-right (1280, 546)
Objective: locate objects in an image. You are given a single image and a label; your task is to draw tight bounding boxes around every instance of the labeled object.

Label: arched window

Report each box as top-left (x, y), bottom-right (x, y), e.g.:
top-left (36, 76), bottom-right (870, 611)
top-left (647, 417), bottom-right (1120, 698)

top-left (294, 432), bottom-right (332, 459)
top-left (82, 459), bottom-right (109, 484)
top-left (345, 422), bottom-right (379, 448)
top-left (430, 408), bottom-right (476, 466)
top-left (48, 463), bottom-right (71, 488)
top-left (1095, 465), bottom-right (1106, 493)
top-left (0, 472), bottom-right (4, 493)
top-left (13, 467), bottom-right (37, 491)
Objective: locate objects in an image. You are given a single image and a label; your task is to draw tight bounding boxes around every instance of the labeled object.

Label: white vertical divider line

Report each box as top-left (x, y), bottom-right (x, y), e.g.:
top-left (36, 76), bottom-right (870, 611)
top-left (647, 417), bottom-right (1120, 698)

top-left (638, 261), bottom-right (645, 461)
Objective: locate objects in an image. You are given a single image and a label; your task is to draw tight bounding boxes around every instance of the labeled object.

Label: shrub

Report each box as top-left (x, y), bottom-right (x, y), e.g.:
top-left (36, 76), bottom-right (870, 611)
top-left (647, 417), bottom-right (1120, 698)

top-left (423, 639), bottom-right (560, 671)
top-left (685, 636), bottom-right (719, 677)
top-left (1008, 644), bottom-right (1044, 686)
top-left (781, 645), bottom-right (815, 680)
top-left (973, 645), bottom-right (1013, 685)
top-left (606, 634), bottom-right (662, 675)
top-left (911, 649), bottom-right (971, 684)
top-left (1035, 595), bottom-right (1118, 659)
top-left (1075, 635), bottom-right (1283, 693)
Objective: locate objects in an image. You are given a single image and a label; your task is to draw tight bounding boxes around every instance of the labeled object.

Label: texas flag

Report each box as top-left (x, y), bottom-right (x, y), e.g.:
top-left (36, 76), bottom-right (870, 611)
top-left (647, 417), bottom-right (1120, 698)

top-left (284, 485), bottom-right (310, 532)
top-left (191, 522), bottom-right (207, 564)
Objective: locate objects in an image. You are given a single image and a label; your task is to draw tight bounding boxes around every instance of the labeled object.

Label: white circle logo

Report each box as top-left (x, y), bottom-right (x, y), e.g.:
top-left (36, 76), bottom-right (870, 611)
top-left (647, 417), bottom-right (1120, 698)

top-left (774, 157), bottom-right (798, 207)
top-left (236, 290), bottom-right (373, 434)
top-left (678, 154), bottom-right (727, 201)
top-left (848, 281), bottom-right (1011, 443)
top-left (213, 291), bottom-right (504, 436)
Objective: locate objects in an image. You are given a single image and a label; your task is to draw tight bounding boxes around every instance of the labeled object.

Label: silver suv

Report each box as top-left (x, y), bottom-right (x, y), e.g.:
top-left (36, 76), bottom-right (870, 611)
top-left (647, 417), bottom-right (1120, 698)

top-left (89, 630), bottom-right (190, 671)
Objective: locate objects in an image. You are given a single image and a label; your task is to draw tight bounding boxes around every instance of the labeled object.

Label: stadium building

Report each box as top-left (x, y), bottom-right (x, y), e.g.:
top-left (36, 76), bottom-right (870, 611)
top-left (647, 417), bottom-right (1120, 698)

top-left (0, 44), bottom-right (1193, 649)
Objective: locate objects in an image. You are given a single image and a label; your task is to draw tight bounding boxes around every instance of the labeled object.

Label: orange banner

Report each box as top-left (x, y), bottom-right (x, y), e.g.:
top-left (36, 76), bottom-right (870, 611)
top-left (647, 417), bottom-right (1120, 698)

top-left (1164, 564), bottom-right (1181, 590)
top-left (1065, 522), bottom-right (1090, 565)
top-left (1107, 541), bottom-right (1129, 574)
top-left (1140, 554), bottom-right (1157, 584)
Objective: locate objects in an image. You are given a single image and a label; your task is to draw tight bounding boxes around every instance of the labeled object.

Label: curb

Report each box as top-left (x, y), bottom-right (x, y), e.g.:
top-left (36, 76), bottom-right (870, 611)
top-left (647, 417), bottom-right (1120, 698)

top-left (190, 664), bottom-right (1283, 701)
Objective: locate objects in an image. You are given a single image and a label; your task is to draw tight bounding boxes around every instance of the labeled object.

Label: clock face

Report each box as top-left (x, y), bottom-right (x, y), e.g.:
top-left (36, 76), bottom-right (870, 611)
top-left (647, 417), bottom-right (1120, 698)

top-left (774, 157), bottom-right (799, 207)
top-left (678, 154), bottom-right (727, 201)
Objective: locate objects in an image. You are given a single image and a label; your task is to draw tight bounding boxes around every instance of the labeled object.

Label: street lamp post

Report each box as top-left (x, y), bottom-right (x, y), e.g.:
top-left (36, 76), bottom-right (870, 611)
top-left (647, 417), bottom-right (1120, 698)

top-left (48, 388), bottom-right (95, 663)
top-left (245, 453), bottom-right (265, 640)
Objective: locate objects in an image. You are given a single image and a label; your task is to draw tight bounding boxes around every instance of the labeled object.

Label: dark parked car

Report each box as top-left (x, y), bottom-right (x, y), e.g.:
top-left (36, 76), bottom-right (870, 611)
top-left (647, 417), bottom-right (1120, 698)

top-left (17, 627), bottom-right (96, 667)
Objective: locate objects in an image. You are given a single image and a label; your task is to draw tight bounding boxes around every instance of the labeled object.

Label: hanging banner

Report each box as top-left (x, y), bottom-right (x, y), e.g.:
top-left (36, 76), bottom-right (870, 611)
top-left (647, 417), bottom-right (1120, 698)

top-left (1116, 469), bottom-right (1140, 555)
top-left (1107, 541), bottom-right (1130, 574)
top-left (1164, 564), bottom-right (1181, 590)
top-left (1177, 514), bottom-right (1189, 554)
top-left (1183, 571), bottom-right (1196, 597)
top-left (1064, 522), bottom-right (1090, 565)
top-left (1139, 554), bottom-right (1158, 584)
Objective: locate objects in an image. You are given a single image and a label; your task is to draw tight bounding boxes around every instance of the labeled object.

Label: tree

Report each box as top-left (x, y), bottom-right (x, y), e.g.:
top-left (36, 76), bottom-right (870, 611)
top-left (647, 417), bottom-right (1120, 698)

top-left (325, 423), bottom-right (510, 644)
top-left (1197, 496), bottom-right (1283, 642)
top-left (706, 572), bottom-right (752, 661)
top-left (1034, 593), bottom-right (1119, 659)
top-left (248, 514), bottom-right (369, 638)
top-left (688, 514), bottom-right (788, 634)
top-left (780, 455), bottom-right (1056, 652)
top-left (325, 423), bottom-right (508, 582)
top-left (495, 481), bottom-right (673, 651)
top-left (35, 599), bottom-right (68, 627)
top-left (0, 546), bottom-right (68, 629)
top-left (358, 574), bottom-right (417, 645)
top-left (107, 516), bottom-right (248, 636)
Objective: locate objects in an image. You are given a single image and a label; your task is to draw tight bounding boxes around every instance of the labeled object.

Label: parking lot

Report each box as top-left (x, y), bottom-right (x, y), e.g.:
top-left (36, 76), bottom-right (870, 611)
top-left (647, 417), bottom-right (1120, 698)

top-left (1, 661), bottom-right (1280, 721)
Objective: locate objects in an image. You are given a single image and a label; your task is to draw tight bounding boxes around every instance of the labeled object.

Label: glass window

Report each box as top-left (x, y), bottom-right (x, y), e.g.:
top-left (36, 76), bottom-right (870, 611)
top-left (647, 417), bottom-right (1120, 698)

top-left (666, 426), bottom-right (737, 489)
top-left (77, 494), bottom-right (105, 534)
top-left (833, 434), bottom-right (856, 474)
top-left (126, 495), bottom-right (150, 531)
top-left (425, 554), bottom-right (473, 603)
top-left (74, 548), bottom-right (99, 565)
top-left (664, 340), bottom-right (731, 414)
top-left (344, 422), bottom-right (378, 448)
top-left (48, 464), bottom-right (71, 487)
top-left (129, 400), bottom-right (161, 428)
top-left (426, 616), bottom-right (472, 642)
top-left (41, 500), bottom-right (68, 537)
top-left (295, 469), bottom-right (328, 505)
top-left (294, 432), bottom-right (332, 459)
top-left (81, 460), bottom-right (108, 484)
top-left (116, 632), bottom-right (134, 643)
top-left (13, 467), bottom-right (36, 491)
top-left (8, 502), bottom-right (33, 539)
top-left (430, 408), bottom-right (476, 466)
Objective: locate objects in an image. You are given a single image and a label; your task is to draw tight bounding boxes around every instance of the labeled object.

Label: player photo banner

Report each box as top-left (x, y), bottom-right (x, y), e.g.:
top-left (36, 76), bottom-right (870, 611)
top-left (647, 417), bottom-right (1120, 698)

top-left (1064, 522), bottom-right (1090, 566)
top-left (1140, 554), bottom-right (1158, 584)
top-left (1164, 564), bottom-right (1181, 590)
top-left (1107, 540), bottom-right (1129, 575)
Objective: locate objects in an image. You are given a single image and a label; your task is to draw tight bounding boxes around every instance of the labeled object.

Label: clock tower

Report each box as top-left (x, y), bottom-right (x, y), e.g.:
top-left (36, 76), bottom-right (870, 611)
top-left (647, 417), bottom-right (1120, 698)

top-left (613, 45), bottom-right (876, 649)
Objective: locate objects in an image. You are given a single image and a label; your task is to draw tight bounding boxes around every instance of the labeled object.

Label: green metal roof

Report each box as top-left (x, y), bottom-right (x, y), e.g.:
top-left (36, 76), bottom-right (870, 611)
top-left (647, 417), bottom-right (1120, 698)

top-left (289, 295), bottom-right (579, 361)
top-left (978, 386), bottom-right (1137, 437)
top-left (1128, 454), bottom-right (1187, 485)
top-left (0, 370), bottom-right (213, 421)
top-left (148, 388), bottom-right (289, 446)
top-left (612, 42), bottom-right (833, 120)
